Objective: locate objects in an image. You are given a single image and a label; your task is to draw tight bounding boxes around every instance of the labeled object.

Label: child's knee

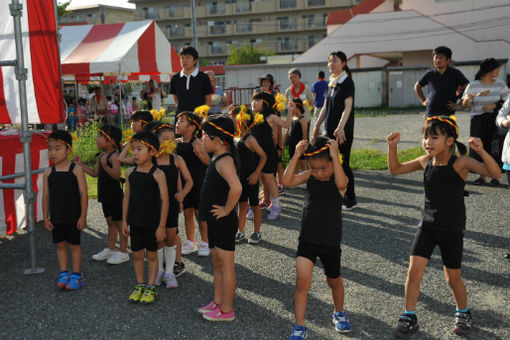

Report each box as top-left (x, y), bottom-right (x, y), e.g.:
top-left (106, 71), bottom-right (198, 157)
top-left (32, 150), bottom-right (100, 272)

top-left (146, 251), bottom-right (157, 261)
top-left (57, 242), bottom-right (67, 250)
top-left (133, 250), bottom-right (144, 261)
top-left (326, 276), bottom-right (342, 289)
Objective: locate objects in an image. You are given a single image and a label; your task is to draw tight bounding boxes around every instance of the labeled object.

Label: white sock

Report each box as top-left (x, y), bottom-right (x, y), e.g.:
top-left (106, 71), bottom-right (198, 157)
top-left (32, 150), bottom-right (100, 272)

top-left (272, 197), bottom-right (280, 207)
top-left (165, 245), bottom-right (177, 275)
top-left (157, 248), bottom-right (165, 272)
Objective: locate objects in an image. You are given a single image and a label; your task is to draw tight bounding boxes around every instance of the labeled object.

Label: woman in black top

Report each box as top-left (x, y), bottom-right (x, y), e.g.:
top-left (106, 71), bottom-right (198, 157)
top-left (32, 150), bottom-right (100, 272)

top-left (313, 51), bottom-right (357, 210)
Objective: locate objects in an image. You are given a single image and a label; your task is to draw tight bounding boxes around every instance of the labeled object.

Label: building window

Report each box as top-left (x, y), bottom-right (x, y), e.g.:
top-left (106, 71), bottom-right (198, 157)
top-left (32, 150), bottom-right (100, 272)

top-left (278, 37), bottom-right (297, 51)
top-left (210, 41), bottom-right (227, 55)
top-left (278, 16), bottom-right (297, 30)
top-left (208, 2), bottom-right (226, 15)
top-left (143, 7), bottom-right (159, 20)
top-left (308, 0), bottom-right (325, 5)
top-left (210, 21), bottom-right (226, 35)
top-left (280, 0), bottom-right (297, 9)
top-left (236, 21), bottom-right (253, 33)
top-left (167, 24), bottom-right (185, 38)
top-left (306, 35), bottom-right (316, 48)
top-left (236, 2), bottom-right (252, 13)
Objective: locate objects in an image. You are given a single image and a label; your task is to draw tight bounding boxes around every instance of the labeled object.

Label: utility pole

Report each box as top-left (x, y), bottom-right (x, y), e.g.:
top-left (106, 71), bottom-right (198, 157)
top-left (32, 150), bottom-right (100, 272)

top-left (100, 4), bottom-right (105, 24)
top-left (191, 0), bottom-right (198, 52)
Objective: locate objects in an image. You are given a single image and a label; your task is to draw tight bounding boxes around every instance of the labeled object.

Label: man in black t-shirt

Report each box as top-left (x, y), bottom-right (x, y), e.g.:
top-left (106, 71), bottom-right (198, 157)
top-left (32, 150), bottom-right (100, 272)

top-left (414, 46), bottom-right (469, 116)
top-left (170, 46), bottom-right (212, 114)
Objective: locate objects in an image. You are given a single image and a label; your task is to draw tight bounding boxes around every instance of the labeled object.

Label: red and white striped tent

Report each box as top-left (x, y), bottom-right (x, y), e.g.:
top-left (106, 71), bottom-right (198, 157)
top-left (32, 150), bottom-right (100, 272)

top-left (0, 0), bottom-right (64, 124)
top-left (60, 20), bottom-right (181, 83)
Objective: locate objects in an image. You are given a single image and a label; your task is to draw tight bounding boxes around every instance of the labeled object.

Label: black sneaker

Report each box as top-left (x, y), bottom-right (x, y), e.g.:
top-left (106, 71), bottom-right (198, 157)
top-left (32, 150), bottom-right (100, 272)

top-left (393, 313), bottom-right (419, 338)
top-left (173, 262), bottom-right (186, 277)
top-left (454, 310), bottom-right (472, 335)
top-left (505, 253), bottom-right (510, 259)
top-left (342, 198), bottom-right (358, 211)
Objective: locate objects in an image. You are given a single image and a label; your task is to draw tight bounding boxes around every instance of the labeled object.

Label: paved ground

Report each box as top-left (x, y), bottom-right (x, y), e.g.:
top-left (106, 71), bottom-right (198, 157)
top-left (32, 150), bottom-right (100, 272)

top-left (1, 113), bottom-right (509, 340)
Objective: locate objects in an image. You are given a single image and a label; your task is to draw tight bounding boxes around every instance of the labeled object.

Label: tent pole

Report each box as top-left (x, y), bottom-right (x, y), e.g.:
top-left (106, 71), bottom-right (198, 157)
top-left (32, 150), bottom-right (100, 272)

top-left (118, 64), bottom-right (123, 128)
top-left (10, 0), bottom-right (44, 275)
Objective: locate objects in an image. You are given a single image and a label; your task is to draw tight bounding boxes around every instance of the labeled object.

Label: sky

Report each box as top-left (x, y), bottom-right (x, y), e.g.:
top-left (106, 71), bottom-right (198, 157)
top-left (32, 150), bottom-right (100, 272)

top-left (63, 0), bottom-right (135, 10)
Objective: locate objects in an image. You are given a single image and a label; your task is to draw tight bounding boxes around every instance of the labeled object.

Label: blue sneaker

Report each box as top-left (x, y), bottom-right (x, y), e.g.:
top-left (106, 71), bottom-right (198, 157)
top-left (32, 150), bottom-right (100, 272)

top-left (289, 325), bottom-right (307, 339)
top-left (332, 311), bottom-right (351, 333)
top-left (65, 272), bottom-right (85, 290)
top-left (57, 271), bottom-right (70, 289)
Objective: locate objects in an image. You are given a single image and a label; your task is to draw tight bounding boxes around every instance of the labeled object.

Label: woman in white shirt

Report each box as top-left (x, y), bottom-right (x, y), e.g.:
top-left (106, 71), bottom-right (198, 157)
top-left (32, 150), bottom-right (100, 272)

top-left (462, 58), bottom-right (509, 185)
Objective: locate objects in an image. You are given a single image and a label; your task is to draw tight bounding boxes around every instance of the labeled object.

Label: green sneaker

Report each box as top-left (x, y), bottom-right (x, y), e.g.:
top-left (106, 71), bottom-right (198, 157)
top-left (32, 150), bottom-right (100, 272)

top-left (128, 285), bottom-right (144, 303)
top-left (140, 287), bottom-right (157, 304)
top-left (248, 232), bottom-right (261, 244)
top-left (235, 231), bottom-right (245, 243)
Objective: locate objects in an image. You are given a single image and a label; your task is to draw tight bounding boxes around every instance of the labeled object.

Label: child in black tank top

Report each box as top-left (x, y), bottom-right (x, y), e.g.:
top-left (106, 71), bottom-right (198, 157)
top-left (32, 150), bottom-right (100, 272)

top-left (282, 137), bottom-right (350, 338)
top-left (231, 106), bottom-right (267, 244)
top-left (197, 115), bottom-right (242, 322)
top-left (147, 122), bottom-right (193, 288)
top-left (175, 109), bottom-right (211, 257)
top-left (118, 110), bottom-right (154, 165)
top-left (43, 130), bottom-right (88, 291)
top-left (285, 98), bottom-right (309, 171)
top-left (74, 124), bottom-right (129, 265)
top-left (121, 131), bottom-right (169, 305)
top-left (387, 116), bottom-right (501, 337)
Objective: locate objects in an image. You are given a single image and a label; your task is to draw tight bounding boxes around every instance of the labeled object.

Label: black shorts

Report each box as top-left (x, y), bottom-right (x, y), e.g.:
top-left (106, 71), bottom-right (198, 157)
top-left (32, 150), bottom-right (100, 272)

top-left (183, 183), bottom-right (201, 210)
top-left (206, 214), bottom-right (237, 251)
top-left (297, 241), bottom-right (342, 278)
top-left (239, 182), bottom-right (259, 206)
top-left (130, 226), bottom-right (158, 252)
top-left (411, 228), bottom-right (464, 269)
top-left (166, 211), bottom-right (179, 231)
top-left (52, 222), bottom-right (81, 245)
top-left (101, 201), bottom-right (123, 222)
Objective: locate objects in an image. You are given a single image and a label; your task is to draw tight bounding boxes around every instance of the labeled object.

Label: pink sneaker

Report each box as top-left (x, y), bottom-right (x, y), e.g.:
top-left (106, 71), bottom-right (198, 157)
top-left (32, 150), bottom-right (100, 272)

top-left (198, 301), bottom-right (221, 314)
top-left (258, 199), bottom-right (270, 209)
top-left (203, 308), bottom-right (235, 322)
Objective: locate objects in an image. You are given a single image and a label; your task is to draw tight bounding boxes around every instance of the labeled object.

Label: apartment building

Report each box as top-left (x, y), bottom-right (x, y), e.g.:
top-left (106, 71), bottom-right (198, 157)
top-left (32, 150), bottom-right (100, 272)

top-left (59, 4), bottom-right (135, 25)
top-left (130, 0), bottom-right (361, 64)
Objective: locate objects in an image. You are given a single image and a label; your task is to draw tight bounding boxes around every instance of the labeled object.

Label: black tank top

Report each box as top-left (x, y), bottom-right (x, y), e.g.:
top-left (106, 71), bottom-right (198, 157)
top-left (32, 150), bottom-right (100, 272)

top-left (285, 116), bottom-right (308, 146)
top-left (176, 137), bottom-right (206, 186)
top-left (127, 164), bottom-right (161, 228)
top-left (237, 135), bottom-right (259, 181)
top-left (158, 154), bottom-right (179, 215)
top-left (300, 175), bottom-right (343, 247)
top-left (48, 163), bottom-right (81, 223)
top-left (251, 120), bottom-right (276, 161)
top-left (198, 153), bottom-right (237, 222)
top-left (97, 151), bottom-right (123, 203)
top-left (420, 155), bottom-right (466, 232)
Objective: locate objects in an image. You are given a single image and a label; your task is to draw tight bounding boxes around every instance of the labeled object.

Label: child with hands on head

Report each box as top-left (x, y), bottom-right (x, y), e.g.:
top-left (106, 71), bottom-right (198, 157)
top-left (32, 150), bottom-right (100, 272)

top-left (121, 131), bottom-right (169, 305)
top-left (74, 124), bottom-right (129, 265)
top-left (197, 115), bottom-right (242, 322)
top-left (232, 105), bottom-right (267, 244)
top-left (175, 107), bottom-right (211, 257)
top-left (144, 121), bottom-right (194, 288)
top-left (387, 116), bottom-right (501, 338)
top-left (43, 130), bottom-right (88, 290)
top-left (282, 137), bottom-right (351, 339)
top-left (118, 110), bottom-right (154, 165)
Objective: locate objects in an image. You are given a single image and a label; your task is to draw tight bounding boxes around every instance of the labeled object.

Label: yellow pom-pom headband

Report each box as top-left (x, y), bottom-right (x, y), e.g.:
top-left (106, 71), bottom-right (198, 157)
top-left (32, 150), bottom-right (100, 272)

top-left (275, 92), bottom-right (287, 112)
top-left (98, 128), bottom-right (117, 149)
top-left (156, 140), bottom-right (177, 157)
top-left (153, 123), bottom-right (173, 134)
top-left (122, 129), bottom-right (134, 146)
top-left (131, 138), bottom-right (158, 152)
top-left (205, 121), bottom-right (235, 138)
top-left (194, 105), bottom-right (210, 118)
top-left (150, 108), bottom-right (166, 121)
top-left (426, 115), bottom-right (459, 138)
top-left (236, 105), bottom-right (264, 131)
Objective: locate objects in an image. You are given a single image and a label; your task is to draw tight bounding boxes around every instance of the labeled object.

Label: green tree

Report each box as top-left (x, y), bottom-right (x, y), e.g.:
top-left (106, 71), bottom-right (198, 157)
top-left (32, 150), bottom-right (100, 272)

top-left (57, 1), bottom-right (71, 18)
top-left (227, 43), bottom-right (273, 65)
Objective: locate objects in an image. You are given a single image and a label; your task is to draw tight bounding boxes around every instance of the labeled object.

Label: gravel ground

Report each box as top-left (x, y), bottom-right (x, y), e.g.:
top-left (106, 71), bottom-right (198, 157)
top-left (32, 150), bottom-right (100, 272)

top-left (1, 113), bottom-right (509, 340)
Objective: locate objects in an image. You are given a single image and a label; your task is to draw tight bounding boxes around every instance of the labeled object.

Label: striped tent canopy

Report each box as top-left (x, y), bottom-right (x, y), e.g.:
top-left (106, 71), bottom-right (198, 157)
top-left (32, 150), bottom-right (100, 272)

top-left (0, 0), bottom-right (65, 124)
top-left (60, 20), bottom-right (180, 83)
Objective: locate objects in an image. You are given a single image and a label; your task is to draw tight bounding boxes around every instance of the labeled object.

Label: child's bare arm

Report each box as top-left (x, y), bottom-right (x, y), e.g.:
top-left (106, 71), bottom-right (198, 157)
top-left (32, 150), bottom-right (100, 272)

top-left (175, 155), bottom-right (194, 198)
top-left (193, 138), bottom-right (210, 165)
top-left (212, 157), bottom-right (242, 219)
top-left (118, 144), bottom-right (134, 165)
top-left (74, 156), bottom-right (99, 177)
top-left (73, 165), bottom-right (88, 230)
top-left (386, 132), bottom-right (427, 175)
top-left (154, 169), bottom-right (169, 242)
top-left (42, 169), bottom-right (53, 230)
top-left (456, 137), bottom-right (502, 179)
top-left (121, 167), bottom-right (133, 237)
top-left (282, 140), bottom-right (311, 187)
top-left (245, 135), bottom-right (267, 185)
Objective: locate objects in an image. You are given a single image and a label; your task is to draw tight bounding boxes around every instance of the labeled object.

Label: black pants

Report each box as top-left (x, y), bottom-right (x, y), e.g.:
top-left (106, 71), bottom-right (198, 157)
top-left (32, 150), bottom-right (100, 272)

top-left (327, 129), bottom-right (356, 201)
top-left (470, 112), bottom-right (496, 162)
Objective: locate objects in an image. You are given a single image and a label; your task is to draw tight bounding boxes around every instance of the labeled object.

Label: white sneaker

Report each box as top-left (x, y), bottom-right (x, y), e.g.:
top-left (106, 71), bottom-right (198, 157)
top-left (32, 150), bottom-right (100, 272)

top-left (164, 272), bottom-right (178, 288)
top-left (106, 251), bottom-right (130, 265)
top-left (92, 248), bottom-right (114, 261)
top-left (155, 270), bottom-right (165, 286)
top-left (198, 241), bottom-right (210, 256)
top-left (181, 240), bottom-right (198, 255)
